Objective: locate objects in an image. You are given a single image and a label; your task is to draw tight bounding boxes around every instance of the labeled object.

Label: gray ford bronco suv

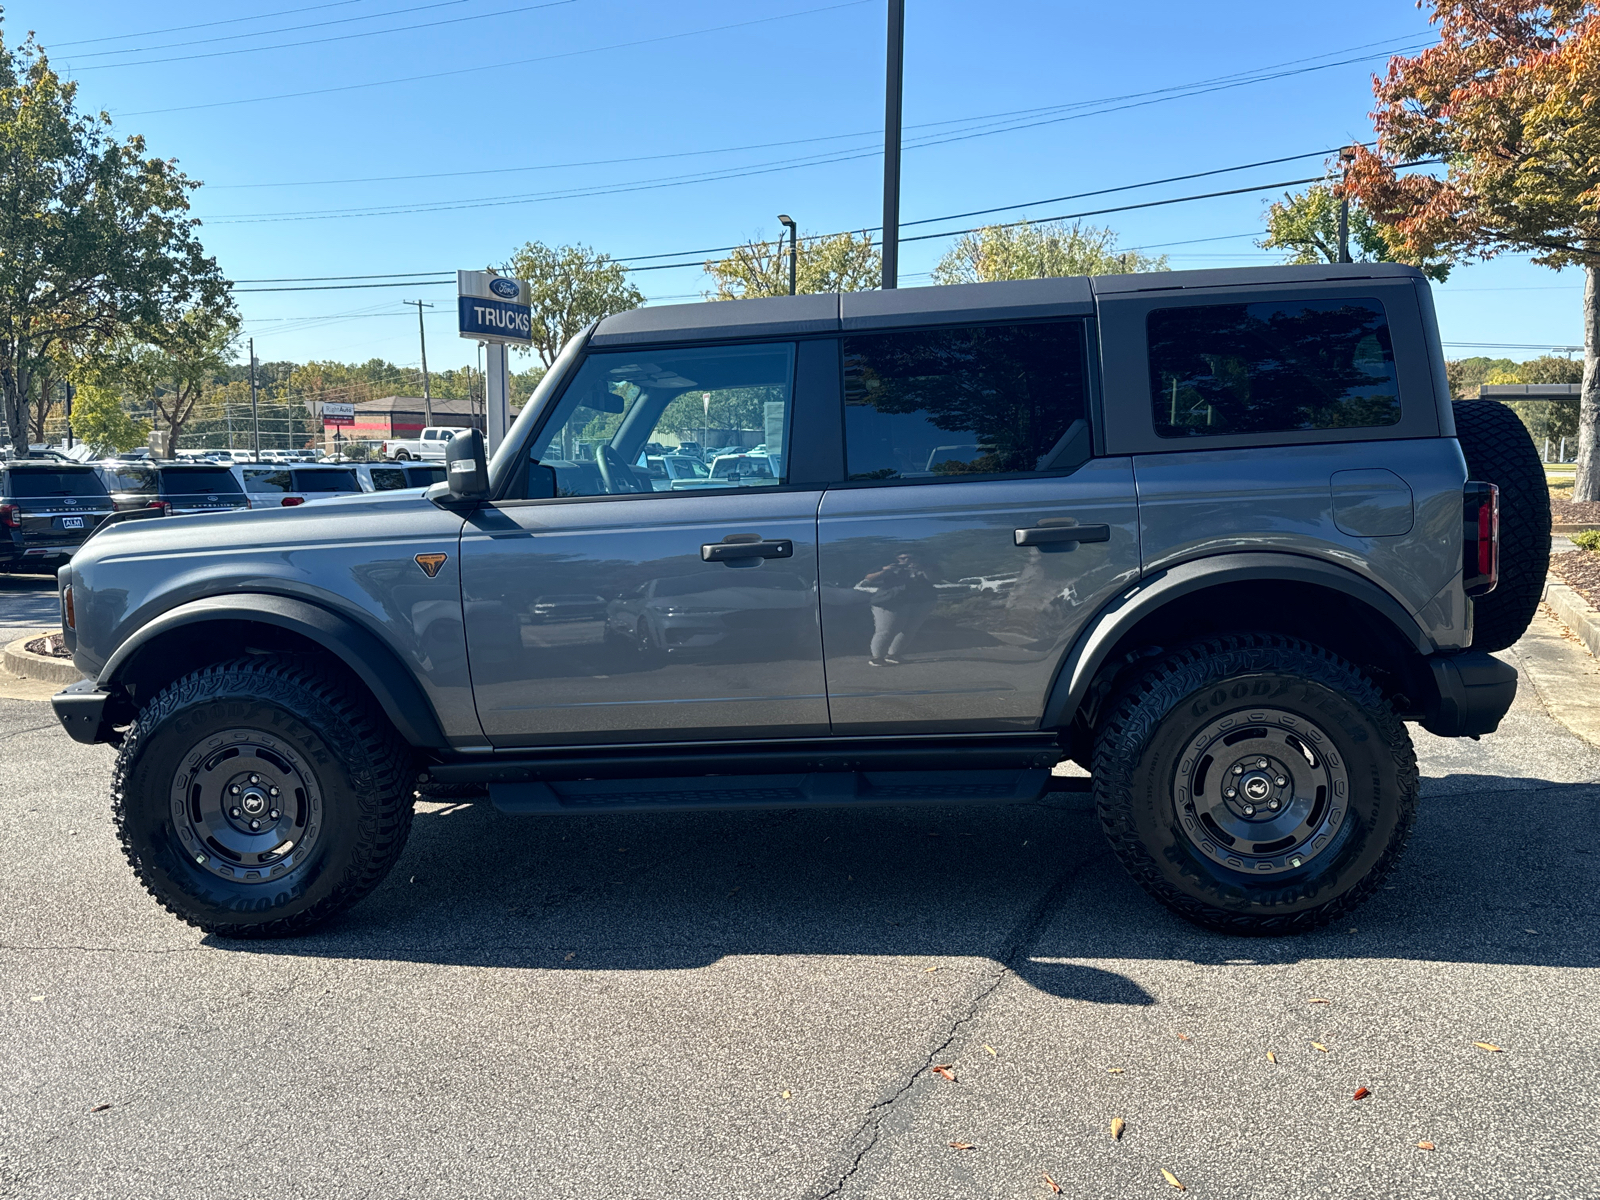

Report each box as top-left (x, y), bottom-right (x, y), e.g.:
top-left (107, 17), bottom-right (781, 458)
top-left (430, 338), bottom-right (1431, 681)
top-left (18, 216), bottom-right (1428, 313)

top-left (51, 263), bottom-right (1546, 938)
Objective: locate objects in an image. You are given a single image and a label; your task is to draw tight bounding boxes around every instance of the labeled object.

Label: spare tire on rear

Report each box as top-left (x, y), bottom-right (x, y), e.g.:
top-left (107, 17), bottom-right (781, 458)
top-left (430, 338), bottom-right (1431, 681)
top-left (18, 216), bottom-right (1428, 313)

top-left (1451, 399), bottom-right (1551, 653)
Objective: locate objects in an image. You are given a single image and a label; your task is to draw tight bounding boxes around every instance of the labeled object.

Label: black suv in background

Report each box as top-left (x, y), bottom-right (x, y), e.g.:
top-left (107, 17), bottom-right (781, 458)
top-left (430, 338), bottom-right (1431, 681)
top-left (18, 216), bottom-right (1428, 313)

top-left (0, 461), bottom-right (115, 572)
top-left (96, 462), bottom-right (250, 516)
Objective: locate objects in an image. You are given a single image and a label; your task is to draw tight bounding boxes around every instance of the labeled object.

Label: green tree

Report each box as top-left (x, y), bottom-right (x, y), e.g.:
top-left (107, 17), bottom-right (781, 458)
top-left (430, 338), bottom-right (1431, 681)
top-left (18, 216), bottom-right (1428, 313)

top-left (931, 220), bottom-right (1168, 285)
top-left (705, 230), bottom-right (881, 299)
top-left (67, 380), bottom-right (148, 453)
top-left (0, 30), bottom-right (230, 453)
top-left (505, 242), bottom-right (643, 367)
top-left (1261, 183), bottom-right (1453, 281)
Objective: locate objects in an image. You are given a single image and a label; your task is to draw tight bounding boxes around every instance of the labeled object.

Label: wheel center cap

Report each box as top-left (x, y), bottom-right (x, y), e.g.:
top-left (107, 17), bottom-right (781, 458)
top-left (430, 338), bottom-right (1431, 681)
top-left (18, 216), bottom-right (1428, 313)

top-left (1241, 774), bottom-right (1273, 802)
top-left (240, 789), bottom-right (269, 816)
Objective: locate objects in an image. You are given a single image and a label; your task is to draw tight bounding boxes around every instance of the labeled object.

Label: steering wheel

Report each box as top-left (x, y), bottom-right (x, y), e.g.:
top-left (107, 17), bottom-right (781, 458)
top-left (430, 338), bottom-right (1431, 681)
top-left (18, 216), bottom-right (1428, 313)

top-left (595, 445), bottom-right (642, 494)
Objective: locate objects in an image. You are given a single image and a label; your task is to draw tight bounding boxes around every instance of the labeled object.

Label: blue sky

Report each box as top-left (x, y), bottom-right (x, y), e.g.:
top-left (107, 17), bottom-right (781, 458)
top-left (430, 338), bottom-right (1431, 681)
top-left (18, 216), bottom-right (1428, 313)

top-left (16, 0), bottom-right (1586, 373)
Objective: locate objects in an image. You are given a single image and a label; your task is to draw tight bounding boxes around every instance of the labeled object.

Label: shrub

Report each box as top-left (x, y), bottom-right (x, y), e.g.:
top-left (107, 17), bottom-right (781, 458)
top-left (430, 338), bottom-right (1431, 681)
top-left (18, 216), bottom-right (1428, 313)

top-left (1572, 530), bottom-right (1600, 553)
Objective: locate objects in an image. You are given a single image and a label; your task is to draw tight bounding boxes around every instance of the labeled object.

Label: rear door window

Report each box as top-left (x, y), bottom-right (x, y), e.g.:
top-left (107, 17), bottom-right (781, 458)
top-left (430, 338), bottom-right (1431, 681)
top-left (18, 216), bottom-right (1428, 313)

top-left (1148, 298), bottom-right (1400, 438)
top-left (406, 465), bottom-right (445, 487)
top-left (100, 466), bottom-right (157, 494)
top-left (842, 320), bottom-right (1090, 481)
top-left (294, 469), bottom-right (361, 493)
top-left (243, 469), bottom-right (292, 494)
top-left (369, 467), bottom-right (410, 491)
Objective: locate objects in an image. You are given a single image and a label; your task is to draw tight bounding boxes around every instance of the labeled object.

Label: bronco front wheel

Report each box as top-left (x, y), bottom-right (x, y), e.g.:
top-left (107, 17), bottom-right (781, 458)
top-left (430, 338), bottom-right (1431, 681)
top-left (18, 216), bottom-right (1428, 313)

top-left (112, 656), bottom-right (414, 937)
top-left (1093, 634), bottom-right (1418, 934)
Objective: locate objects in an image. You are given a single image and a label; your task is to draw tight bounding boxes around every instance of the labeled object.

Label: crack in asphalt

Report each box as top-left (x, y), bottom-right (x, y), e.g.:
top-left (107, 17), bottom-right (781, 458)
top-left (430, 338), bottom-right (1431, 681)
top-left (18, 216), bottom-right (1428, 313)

top-left (806, 847), bottom-right (1096, 1200)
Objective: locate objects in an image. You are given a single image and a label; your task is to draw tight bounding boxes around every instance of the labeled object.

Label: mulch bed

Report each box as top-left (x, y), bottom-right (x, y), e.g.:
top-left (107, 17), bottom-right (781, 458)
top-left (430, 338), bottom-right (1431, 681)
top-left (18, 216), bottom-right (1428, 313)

top-left (1551, 491), bottom-right (1600, 527)
top-left (1550, 549), bottom-right (1600, 610)
top-left (22, 633), bottom-right (69, 659)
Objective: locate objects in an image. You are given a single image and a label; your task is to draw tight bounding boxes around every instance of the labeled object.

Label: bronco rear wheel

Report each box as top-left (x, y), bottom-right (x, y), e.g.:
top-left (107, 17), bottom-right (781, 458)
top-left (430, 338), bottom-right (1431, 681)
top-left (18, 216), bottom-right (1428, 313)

top-left (1093, 633), bottom-right (1418, 934)
top-left (112, 655), bottom-right (414, 937)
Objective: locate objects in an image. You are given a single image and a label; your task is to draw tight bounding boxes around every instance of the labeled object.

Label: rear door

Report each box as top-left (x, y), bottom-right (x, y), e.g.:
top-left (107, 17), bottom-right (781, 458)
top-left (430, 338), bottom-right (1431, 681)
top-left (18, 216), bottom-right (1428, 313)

top-left (160, 466), bottom-right (248, 514)
top-left (817, 319), bottom-right (1141, 734)
top-left (460, 339), bottom-right (829, 747)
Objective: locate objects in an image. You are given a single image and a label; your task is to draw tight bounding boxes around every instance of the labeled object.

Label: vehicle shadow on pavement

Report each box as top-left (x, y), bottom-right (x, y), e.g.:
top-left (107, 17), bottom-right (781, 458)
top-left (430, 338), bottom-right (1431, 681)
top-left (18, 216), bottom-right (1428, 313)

top-left (206, 771), bottom-right (1600, 1000)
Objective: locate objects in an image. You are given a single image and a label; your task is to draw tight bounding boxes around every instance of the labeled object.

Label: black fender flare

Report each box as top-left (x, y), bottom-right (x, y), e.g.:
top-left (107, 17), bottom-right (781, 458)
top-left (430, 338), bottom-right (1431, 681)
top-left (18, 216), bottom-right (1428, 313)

top-left (1039, 552), bottom-right (1435, 730)
top-left (99, 593), bottom-right (448, 748)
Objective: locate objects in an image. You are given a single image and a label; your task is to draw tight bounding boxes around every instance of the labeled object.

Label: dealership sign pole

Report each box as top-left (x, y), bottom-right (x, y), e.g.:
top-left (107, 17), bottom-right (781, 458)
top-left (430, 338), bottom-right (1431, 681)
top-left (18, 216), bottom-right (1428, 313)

top-left (458, 271), bottom-right (533, 454)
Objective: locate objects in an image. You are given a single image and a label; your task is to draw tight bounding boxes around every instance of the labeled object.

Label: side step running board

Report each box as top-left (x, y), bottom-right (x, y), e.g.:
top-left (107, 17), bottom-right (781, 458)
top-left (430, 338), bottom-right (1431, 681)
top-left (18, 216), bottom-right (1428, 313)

top-left (490, 768), bottom-right (1078, 815)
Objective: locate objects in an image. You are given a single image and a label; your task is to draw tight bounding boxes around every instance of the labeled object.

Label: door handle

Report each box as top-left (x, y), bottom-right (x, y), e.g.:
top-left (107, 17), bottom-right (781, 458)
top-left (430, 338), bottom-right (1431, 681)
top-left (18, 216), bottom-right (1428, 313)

top-left (702, 538), bottom-right (794, 563)
top-left (1013, 524), bottom-right (1111, 548)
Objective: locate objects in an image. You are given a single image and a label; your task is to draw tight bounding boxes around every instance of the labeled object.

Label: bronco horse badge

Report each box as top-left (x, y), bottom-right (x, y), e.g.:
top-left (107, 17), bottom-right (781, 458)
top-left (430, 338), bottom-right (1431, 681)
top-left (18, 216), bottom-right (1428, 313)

top-left (414, 552), bottom-right (447, 578)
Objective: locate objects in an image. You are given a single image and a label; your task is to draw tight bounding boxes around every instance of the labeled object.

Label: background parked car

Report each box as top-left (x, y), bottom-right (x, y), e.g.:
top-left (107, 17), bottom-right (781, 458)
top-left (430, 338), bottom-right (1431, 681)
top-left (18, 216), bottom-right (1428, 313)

top-left (232, 463), bottom-right (363, 508)
top-left (97, 462), bottom-right (251, 516)
top-left (357, 462), bottom-right (446, 492)
top-left (0, 461), bottom-right (114, 572)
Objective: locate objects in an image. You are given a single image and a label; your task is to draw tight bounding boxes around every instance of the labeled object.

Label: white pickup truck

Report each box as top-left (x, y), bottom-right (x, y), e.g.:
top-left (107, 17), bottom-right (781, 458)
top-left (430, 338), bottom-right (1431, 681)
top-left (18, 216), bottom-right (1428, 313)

top-left (380, 426), bottom-right (472, 462)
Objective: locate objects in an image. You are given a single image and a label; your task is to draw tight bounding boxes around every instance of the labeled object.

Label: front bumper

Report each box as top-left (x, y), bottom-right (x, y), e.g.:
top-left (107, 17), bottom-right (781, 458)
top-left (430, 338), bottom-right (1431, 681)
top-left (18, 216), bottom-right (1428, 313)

top-left (1421, 651), bottom-right (1518, 737)
top-left (52, 678), bottom-right (116, 745)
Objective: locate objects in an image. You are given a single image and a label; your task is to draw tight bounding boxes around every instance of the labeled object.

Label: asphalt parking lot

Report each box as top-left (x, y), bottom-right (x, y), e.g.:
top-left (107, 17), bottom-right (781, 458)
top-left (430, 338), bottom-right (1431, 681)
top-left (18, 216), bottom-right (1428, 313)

top-left (1, 600), bottom-right (1597, 1199)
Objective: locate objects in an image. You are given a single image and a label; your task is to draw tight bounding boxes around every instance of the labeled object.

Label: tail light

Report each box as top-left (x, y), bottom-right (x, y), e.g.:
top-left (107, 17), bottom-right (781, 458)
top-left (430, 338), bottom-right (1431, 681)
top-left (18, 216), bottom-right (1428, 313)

top-left (281, 496), bottom-right (305, 507)
top-left (0, 503), bottom-right (18, 529)
top-left (146, 500), bottom-right (171, 515)
top-left (63, 584), bottom-right (75, 630)
top-left (1463, 481), bottom-right (1499, 597)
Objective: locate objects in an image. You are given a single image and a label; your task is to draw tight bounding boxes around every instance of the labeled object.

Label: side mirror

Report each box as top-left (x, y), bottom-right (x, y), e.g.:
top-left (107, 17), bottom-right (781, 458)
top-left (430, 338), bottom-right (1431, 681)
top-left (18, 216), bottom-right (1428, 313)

top-left (446, 429), bottom-right (489, 500)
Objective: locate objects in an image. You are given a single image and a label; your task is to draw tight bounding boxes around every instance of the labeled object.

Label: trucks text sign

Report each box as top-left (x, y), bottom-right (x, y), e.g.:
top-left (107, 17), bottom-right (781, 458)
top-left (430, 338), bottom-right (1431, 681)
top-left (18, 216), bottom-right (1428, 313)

top-left (458, 270), bottom-right (532, 345)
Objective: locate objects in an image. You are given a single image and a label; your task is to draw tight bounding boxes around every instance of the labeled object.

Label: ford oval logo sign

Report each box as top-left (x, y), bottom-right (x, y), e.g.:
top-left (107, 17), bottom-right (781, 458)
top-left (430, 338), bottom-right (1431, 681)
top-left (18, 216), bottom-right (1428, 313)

top-left (488, 277), bottom-right (519, 299)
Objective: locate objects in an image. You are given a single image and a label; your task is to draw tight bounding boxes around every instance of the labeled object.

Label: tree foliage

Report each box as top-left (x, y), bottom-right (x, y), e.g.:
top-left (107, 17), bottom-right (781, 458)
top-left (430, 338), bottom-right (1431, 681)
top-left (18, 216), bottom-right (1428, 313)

top-left (506, 241), bottom-right (643, 367)
top-left (931, 220), bottom-right (1168, 285)
top-left (705, 230), bottom-right (881, 299)
top-left (0, 28), bottom-right (230, 452)
top-left (1341, 1), bottom-right (1600, 497)
top-left (1261, 183), bottom-right (1453, 281)
top-left (68, 380), bottom-right (149, 453)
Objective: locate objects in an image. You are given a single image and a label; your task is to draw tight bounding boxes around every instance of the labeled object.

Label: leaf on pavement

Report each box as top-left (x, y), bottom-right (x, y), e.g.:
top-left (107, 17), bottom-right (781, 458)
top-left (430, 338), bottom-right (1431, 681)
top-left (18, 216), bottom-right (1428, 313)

top-left (1106, 1067), bottom-right (1125, 1074)
top-left (1161, 1168), bottom-right (1186, 1191)
top-left (1043, 1171), bottom-right (1062, 1194)
top-left (984, 1044), bottom-right (998, 1056)
top-left (1473, 1042), bottom-right (1503, 1053)
top-left (1308, 997), bottom-right (1331, 1004)
top-left (1266, 1050), bottom-right (1278, 1064)
top-left (925, 966), bottom-right (940, 973)
top-left (1352, 1086), bottom-right (1371, 1100)
top-left (780, 1090), bottom-right (791, 1099)
top-left (931, 1065), bottom-right (957, 1082)
top-left (1176, 1033), bottom-right (1191, 1042)
top-left (90, 1104), bottom-right (112, 1113)
top-left (1312, 1042), bottom-right (1329, 1053)
top-left (949, 1141), bottom-right (975, 1151)
top-left (1416, 1141), bottom-right (1436, 1151)
top-left (1111, 1117), bottom-right (1126, 1141)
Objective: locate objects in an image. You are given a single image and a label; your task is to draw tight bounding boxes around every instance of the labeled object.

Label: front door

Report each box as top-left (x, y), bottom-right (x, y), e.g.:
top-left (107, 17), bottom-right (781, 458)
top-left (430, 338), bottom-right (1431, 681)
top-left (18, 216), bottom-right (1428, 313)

top-left (817, 319), bottom-right (1141, 734)
top-left (460, 340), bottom-right (828, 747)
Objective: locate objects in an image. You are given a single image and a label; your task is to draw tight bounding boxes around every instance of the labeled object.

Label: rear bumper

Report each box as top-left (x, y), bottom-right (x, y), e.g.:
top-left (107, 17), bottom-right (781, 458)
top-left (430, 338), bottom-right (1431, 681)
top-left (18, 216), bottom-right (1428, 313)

top-left (1421, 651), bottom-right (1517, 737)
top-left (51, 678), bottom-right (116, 745)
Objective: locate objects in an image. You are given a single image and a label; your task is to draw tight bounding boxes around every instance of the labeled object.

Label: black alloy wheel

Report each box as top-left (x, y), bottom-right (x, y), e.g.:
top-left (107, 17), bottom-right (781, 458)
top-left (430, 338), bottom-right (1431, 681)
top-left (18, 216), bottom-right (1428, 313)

top-left (1093, 633), bottom-right (1418, 934)
top-left (112, 656), bottom-right (414, 937)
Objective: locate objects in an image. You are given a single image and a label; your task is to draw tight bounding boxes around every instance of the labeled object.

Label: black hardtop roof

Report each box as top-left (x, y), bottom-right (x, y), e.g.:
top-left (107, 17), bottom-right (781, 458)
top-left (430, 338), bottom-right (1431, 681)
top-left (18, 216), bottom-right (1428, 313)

top-left (588, 263), bottom-right (1426, 347)
top-left (4, 459), bottom-right (97, 470)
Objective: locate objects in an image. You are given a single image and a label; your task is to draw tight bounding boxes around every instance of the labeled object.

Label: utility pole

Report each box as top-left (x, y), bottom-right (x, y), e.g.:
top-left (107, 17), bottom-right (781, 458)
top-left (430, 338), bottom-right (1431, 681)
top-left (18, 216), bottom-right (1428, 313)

top-left (407, 300), bottom-right (435, 427)
top-left (1337, 146), bottom-right (1357, 264)
top-left (881, 0), bottom-right (905, 290)
top-left (778, 215), bottom-right (797, 295)
top-left (249, 337), bottom-right (260, 462)
top-left (64, 381), bottom-right (74, 451)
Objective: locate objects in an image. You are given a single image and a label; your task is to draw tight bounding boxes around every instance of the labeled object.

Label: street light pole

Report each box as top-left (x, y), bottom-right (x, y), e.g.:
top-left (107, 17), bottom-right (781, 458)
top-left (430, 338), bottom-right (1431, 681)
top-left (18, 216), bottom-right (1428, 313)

top-left (881, 0), bottom-right (905, 290)
top-left (777, 214), bottom-right (797, 295)
top-left (248, 337), bottom-right (260, 462)
top-left (407, 300), bottom-right (435, 427)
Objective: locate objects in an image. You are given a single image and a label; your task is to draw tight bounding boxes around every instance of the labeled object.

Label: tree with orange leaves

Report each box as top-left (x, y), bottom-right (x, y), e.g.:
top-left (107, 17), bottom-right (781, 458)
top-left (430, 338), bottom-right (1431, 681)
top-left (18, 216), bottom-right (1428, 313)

top-left (1343, 0), bottom-right (1600, 499)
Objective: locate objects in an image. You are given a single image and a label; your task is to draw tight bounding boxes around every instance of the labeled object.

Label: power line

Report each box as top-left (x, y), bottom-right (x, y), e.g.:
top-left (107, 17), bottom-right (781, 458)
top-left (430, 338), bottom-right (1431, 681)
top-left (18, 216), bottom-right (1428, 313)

top-left (51, 0), bottom-right (377, 47)
top-left (120, 1), bottom-right (872, 116)
top-left (69, 0), bottom-right (580, 72)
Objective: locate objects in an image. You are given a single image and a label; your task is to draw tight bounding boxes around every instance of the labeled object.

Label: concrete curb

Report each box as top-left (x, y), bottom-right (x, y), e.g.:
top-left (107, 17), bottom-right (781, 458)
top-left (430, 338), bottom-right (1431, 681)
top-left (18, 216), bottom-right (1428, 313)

top-left (1553, 523), bottom-right (1600, 534)
top-left (1543, 582), bottom-right (1600, 660)
top-left (2, 633), bottom-right (83, 685)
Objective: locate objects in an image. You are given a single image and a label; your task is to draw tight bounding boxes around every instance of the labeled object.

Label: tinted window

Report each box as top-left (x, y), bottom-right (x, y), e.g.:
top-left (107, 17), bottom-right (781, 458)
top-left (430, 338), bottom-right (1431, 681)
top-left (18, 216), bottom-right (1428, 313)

top-left (369, 467), bottom-right (410, 491)
top-left (243, 469), bottom-right (292, 494)
top-left (843, 321), bottom-right (1089, 481)
top-left (530, 343), bottom-right (795, 497)
top-left (161, 468), bottom-right (242, 494)
top-left (7, 470), bottom-right (109, 498)
top-left (405, 465), bottom-right (445, 487)
top-left (100, 466), bottom-right (157, 494)
top-left (1148, 298), bottom-right (1400, 438)
top-left (294, 469), bottom-right (360, 493)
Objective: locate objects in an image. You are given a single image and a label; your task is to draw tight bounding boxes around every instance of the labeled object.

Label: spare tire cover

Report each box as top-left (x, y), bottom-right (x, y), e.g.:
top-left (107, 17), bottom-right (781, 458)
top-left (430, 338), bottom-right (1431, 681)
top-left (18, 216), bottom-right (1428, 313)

top-left (1452, 400), bottom-right (1551, 653)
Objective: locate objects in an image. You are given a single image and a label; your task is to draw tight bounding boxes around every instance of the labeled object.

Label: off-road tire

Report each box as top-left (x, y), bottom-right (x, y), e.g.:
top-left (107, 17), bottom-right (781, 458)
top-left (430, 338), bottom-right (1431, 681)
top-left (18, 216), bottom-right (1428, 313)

top-left (1093, 633), bottom-right (1418, 935)
top-left (1452, 399), bottom-right (1550, 652)
top-left (111, 655), bottom-right (414, 937)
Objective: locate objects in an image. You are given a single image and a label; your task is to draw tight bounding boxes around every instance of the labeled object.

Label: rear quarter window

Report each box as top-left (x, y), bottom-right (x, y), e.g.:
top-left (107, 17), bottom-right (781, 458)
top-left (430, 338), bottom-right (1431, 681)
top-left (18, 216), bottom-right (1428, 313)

top-left (1148, 298), bottom-right (1400, 438)
top-left (243, 469), bottom-right (292, 493)
top-left (294, 469), bottom-right (360, 493)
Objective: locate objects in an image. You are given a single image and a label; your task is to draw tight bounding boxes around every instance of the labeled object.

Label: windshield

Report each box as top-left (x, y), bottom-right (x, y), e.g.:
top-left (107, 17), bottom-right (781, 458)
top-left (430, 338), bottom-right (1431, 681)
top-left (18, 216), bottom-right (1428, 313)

top-left (9, 470), bottom-right (110, 498)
